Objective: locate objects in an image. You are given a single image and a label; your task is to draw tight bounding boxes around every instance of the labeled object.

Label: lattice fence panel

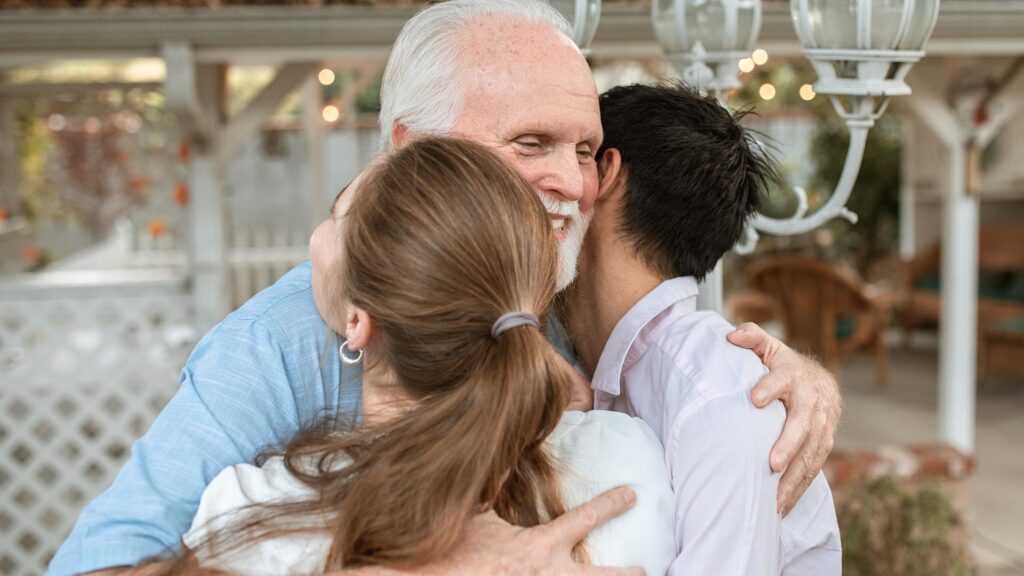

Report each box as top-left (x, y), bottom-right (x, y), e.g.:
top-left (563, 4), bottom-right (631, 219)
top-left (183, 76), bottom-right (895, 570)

top-left (0, 273), bottom-right (196, 576)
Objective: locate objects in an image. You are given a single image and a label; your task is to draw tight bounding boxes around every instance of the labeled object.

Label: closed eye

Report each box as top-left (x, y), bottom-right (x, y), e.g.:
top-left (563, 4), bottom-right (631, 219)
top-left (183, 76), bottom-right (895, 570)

top-left (513, 136), bottom-right (548, 155)
top-left (330, 183), bottom-right (351, 218)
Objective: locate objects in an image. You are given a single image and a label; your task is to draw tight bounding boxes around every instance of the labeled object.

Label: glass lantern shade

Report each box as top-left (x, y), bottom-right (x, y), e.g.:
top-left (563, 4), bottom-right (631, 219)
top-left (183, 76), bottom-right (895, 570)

top-left (547, 0), bottom-right (602, 53)
top-left (653, 0), bottom-right (761, 60)
top-left (789, 0), bottom-right (940, 104)
top-left (790, 0), bottom-right (940, 52)
top-left (652, 0), bottom-right (762, 92)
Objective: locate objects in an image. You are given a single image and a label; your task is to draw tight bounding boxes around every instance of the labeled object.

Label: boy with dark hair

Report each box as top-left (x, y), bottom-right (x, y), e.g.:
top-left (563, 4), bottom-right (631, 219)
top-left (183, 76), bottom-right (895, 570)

top-left (565, 83), bottom-right (842, 575)
top-left (597, 82), bottom-right (771, 281)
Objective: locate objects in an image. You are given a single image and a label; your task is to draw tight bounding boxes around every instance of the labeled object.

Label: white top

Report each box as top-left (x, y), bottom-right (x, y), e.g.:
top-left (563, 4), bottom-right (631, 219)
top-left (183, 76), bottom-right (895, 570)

top-left (591, 277), bottom-right (843, 576)
top-left (185, 410), bottom-right (676, 575)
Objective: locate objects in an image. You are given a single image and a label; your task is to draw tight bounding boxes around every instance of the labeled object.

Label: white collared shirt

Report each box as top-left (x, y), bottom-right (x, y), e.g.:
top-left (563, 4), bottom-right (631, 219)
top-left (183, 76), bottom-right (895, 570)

top-left (592, 277), bottom-right (842, 576)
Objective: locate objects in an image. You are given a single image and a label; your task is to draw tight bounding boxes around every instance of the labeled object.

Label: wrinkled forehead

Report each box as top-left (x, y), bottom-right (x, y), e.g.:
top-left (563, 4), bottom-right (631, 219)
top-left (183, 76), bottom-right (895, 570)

top-left (454, 23), bottom-right (601, 141)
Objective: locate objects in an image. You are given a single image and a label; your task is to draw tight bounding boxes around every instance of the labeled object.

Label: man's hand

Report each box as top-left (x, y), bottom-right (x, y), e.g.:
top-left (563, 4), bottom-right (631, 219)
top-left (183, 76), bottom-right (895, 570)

top-left (338, 486), bottom-right (642, 576)
top-left (727, 322), bottom-right (842, 516)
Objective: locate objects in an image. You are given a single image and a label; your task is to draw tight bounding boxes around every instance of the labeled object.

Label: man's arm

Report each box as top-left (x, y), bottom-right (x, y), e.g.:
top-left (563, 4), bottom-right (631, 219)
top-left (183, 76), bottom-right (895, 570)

top-left (49, 316), bottom-right (310, 575)
top-left (727, 322), bottom-right (843, 516)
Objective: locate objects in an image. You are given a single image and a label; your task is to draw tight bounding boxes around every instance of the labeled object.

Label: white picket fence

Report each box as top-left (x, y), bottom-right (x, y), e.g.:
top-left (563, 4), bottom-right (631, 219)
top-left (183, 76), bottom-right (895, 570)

top-left (0, 223), bottom-right (308, 574)
top-left (227, 228), bottom-right (309, 308)
top-left (0, 270), bottom-right (196, 576)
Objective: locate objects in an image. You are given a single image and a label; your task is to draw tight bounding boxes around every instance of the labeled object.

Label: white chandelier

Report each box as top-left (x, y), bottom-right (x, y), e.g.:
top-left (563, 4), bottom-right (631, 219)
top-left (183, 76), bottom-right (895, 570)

top-left (653, 0), bottom-right (762, 92)
top-left (650, 0), bottom-right (940, 252)
top-left (551, 0), bottom-right (940, 254)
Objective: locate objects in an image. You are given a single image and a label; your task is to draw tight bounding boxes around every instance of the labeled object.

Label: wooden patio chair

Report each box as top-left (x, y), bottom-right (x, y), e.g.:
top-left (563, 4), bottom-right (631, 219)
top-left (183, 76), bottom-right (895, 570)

top-left (748, 256), bottom-right (890, 388)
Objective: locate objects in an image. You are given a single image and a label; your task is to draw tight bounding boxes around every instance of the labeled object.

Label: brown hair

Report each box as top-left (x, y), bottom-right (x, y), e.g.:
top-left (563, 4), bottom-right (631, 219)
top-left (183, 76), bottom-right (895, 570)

top-left (170, 137), bottom-right (580, 572)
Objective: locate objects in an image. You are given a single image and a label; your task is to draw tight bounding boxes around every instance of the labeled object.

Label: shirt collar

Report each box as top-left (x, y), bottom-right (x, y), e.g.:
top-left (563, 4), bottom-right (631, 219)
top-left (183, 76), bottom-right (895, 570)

top-left (591, 276), bottom-right (699, 396)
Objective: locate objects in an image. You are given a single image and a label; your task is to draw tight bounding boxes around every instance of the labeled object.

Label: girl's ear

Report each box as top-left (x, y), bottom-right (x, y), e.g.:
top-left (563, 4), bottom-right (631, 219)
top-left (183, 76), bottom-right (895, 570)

top-left (344, 303), bottom-right (375, 351)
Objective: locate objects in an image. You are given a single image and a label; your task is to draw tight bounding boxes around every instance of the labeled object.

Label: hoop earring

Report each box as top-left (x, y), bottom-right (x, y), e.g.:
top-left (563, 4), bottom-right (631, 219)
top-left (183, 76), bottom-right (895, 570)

top-left (339, 340), bottom-right (363, 365)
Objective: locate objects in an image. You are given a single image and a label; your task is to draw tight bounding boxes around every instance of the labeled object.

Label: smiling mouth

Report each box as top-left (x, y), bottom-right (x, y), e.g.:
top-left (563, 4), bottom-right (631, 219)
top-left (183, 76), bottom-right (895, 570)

top-left (550, 214), bottom-right (569, 241)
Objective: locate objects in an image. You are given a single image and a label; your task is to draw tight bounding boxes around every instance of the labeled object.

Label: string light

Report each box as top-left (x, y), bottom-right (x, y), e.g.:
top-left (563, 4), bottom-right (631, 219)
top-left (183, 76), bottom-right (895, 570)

top-left (759, 84), bottom-right (776, 100)
top-left (751, 48), bottom-right (768, 66)
top-left (799, 83), bottom-right (817, 101)
top-left (738, 58), bottom-right (755, 73)
top-left (322, 105), bottom-right (340, 123)
top-left (318, 69), bottom-right (336, 86)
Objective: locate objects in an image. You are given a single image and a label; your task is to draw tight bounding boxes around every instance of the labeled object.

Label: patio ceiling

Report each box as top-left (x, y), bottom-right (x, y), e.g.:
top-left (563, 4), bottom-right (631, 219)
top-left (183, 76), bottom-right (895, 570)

top-left (0, 1), bottom-right (1023, 66)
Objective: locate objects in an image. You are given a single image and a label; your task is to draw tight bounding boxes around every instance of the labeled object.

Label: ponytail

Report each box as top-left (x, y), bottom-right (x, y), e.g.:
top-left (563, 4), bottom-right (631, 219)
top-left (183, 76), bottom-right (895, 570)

top-left (310, 321), bottom-right (575, 567)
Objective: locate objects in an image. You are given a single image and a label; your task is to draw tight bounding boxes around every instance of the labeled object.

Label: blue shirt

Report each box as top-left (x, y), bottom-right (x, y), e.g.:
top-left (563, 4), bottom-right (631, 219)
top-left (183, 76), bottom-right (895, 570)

top-left (49, 262), bottom-right (576, 575)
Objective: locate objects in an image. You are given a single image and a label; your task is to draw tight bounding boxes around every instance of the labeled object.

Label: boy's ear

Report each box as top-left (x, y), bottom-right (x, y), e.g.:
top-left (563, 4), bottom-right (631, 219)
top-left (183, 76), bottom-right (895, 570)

top-left (597, 148), bottom-right (624, 202)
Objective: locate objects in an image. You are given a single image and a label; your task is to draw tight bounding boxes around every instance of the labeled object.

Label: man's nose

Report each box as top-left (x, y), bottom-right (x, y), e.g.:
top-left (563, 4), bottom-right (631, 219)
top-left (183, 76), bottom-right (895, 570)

top-left (542, 147), bottom-right (585, 203)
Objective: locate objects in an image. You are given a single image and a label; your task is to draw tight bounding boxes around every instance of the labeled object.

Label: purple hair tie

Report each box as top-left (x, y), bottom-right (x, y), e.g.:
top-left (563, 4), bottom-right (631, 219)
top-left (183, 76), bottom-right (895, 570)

top-left (491, 311), bottom-right (540, 339)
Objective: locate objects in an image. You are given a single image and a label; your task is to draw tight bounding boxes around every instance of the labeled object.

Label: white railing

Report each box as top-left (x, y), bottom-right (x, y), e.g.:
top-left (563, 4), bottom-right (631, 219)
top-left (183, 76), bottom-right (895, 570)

top-left (228, 228), bottom-right (309, 308)
top-left (0, 270), bottom-right (196, 576)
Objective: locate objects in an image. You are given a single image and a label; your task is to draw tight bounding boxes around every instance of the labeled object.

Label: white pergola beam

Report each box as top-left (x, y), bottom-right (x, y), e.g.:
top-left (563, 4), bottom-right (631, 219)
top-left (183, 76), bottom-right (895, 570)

top-left (974, 61), bottom-right (1024, 149)
top-left (2, 3), bottom-right (1024, 66)
top-left (162, 41), bottom-right (212, 143)
top-left (222, 61), bottom-right (318, 160)
top-left (903, 77), bottom-right (961, 148)
top-left (0, 81), bottom-right (161, 97)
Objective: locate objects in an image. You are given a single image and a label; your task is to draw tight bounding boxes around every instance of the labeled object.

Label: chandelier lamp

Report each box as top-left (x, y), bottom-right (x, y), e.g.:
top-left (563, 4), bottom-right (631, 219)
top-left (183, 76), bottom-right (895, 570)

top-left (652, 0), bottom-right (940, 253)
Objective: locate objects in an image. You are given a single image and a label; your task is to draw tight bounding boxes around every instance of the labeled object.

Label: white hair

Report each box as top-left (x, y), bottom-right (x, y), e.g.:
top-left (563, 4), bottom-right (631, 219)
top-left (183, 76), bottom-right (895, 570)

top-left (378, 0), bottom-right (574, 151)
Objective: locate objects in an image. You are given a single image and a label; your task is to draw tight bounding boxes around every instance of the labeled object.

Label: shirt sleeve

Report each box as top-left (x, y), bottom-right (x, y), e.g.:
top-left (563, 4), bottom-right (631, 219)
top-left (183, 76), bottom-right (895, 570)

top-left (183, 459), bottom-right (329, 576)
top-left (47, 317), bottom-right (305, 576)
top-left (665, 387), bottom-right (785, 576)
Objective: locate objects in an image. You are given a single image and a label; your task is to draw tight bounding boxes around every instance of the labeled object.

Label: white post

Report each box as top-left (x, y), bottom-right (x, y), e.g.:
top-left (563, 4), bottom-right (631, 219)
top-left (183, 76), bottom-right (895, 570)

top-left (938, 142), bottom-right (978, 452)
top-left (164, 44), bottom-right (231, 332)
top-left (189, 152), bottom-right (231, 331)
top-left (698, 260), bottom-right (724, 314)
top-left (302, 78), bottom-right (326, 232)
top-left (898, 120), bottom-right (916, 259)
top-left (0, 72), bottom-right (16, 215)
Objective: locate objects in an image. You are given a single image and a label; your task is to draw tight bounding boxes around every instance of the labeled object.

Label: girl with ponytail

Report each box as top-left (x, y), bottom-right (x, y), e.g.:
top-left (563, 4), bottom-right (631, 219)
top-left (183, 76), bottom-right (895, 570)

top-left (169, 138), bottom-right (675, 574)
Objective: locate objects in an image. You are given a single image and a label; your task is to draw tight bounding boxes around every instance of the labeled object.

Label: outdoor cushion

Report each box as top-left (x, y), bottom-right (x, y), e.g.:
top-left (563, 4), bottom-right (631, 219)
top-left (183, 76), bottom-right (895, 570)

top-left (914, 271), bottom-right (1024, 303)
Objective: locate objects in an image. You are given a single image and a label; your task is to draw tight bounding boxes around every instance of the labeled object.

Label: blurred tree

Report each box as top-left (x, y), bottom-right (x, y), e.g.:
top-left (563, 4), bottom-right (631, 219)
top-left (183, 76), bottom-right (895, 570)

top-left (727, 59), bottom-right (902, 277)
top-left (46, 112), bottom-right (148, 238)
top-left (812, 114), bottom-right (901, 275)
top-left (838, 477), bottom-right (975, 576)
top-left (16, 86), bottom-right (176, 243)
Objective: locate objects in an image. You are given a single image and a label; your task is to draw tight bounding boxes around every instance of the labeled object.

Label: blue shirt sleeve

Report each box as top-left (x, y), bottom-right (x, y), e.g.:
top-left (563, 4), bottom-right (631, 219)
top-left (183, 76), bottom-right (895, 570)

top-left (47, 264), bottom-right (356, 575)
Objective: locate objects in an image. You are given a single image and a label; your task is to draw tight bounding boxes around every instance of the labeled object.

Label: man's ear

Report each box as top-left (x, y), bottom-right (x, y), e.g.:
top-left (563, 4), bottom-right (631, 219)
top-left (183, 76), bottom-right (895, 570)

top-left (344, 303), bottom-right (375, 351)
top-left (391, 123), bottom-right (412, 149)
top-left (597, 148), bottom-right (624, 202)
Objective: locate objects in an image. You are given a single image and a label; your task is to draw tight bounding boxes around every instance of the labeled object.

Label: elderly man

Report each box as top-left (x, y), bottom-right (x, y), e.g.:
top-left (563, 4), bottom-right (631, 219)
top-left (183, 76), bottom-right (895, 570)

top-left (49, 1), bottom-right (840, 574)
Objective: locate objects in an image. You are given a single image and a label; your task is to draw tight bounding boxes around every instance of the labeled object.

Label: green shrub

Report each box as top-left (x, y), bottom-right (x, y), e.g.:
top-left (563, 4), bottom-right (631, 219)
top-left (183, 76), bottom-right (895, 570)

top-left (838, 476), bottom-right (975, 576)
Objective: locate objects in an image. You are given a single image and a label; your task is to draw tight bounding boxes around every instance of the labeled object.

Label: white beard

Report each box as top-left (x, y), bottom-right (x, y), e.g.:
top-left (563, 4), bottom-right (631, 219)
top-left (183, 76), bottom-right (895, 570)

top-left (538, 194), bottom-right (594, 291)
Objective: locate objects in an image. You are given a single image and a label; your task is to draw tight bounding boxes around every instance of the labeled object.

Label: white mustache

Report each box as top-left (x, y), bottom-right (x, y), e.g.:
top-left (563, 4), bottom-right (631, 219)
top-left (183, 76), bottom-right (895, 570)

top-left (538, 193), bottom-right (580, 219)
